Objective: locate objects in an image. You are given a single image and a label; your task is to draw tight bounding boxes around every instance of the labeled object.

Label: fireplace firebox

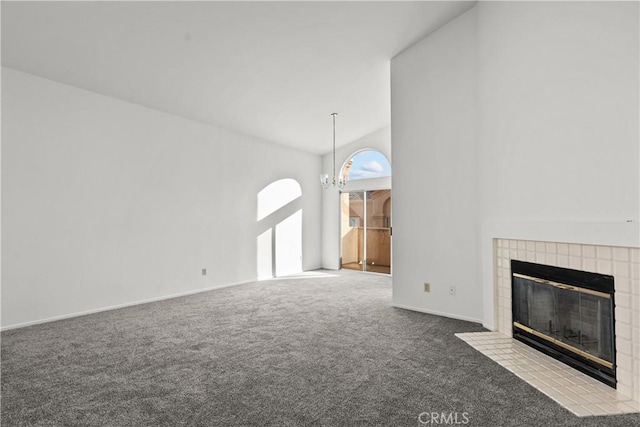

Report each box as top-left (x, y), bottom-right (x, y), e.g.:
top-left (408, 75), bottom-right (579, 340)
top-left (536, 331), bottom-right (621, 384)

top-left (511, 260), bottom-right (616, 388)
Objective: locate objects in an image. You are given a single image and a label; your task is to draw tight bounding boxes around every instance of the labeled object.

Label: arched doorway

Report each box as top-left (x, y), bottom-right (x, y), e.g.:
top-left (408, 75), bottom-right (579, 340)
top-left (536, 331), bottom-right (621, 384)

top-left (339, 150), bottom-right (392, 274)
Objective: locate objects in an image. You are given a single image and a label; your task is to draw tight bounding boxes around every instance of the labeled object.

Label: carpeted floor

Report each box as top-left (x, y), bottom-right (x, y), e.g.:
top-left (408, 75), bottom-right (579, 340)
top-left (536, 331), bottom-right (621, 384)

top-left (2, 270), bottom-right (639, 426)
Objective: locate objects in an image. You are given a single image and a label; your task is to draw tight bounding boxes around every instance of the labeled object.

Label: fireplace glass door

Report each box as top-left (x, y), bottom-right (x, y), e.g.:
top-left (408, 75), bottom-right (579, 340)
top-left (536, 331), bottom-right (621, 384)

top-left (513, 275), bottom-right (614, 364)
top-left (511, 260), bottom-right (615, 387)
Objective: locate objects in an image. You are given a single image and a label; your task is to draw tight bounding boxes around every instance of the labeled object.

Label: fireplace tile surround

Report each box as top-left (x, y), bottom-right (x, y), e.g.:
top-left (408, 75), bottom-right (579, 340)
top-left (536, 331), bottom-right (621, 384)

top-left (457, 331), bottom-right (640, 417)
top-left (490, 239), bottom-right (640, 406)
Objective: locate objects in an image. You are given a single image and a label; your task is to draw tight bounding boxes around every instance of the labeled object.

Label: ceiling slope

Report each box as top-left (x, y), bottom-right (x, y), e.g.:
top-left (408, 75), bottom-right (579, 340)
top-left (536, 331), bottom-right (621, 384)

top-left (2, 1), bottom-right (476, 154)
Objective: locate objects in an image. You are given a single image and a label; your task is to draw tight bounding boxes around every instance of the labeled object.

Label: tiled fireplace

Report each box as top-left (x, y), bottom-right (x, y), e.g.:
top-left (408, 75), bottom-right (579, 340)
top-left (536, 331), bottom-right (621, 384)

top-left (490, 239), bottom-right (640, 411)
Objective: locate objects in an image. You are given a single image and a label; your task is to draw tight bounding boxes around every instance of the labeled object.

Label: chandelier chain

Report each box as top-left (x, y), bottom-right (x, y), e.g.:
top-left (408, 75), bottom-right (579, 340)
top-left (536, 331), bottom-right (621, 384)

top-left (332, 113), bottom-right (337, 183)
top-left (320, 112), bottom-right (346, 190)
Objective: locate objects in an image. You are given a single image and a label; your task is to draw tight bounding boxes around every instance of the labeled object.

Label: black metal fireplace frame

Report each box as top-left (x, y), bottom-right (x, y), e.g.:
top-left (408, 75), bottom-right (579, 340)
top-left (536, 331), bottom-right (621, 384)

top-left (511, 260), bottom-right (616, 388)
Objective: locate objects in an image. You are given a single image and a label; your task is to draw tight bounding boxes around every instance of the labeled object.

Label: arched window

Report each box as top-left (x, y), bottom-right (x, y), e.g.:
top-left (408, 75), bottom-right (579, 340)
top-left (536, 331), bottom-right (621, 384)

top-left (342, 150), bottom-right (391, 181)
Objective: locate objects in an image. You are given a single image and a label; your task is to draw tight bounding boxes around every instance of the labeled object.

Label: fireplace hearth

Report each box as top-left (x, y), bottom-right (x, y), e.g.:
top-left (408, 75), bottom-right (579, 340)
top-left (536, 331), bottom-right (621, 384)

top-left (511, 260), bottom-right (616, 387)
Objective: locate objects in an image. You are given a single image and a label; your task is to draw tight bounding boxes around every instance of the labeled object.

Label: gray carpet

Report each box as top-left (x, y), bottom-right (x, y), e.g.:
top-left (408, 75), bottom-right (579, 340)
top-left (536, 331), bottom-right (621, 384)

top-left (2, 270), bottom-right (639, 426)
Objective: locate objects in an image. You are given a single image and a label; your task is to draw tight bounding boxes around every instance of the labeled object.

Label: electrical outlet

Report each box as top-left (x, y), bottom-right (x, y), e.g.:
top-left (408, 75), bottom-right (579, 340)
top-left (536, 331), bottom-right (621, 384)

top-left (449, 285), bottom-right (456, 296)
top-left (424, 282), bottom-right (430, 292)
top-left (202, 268), bottom-right (207, 276)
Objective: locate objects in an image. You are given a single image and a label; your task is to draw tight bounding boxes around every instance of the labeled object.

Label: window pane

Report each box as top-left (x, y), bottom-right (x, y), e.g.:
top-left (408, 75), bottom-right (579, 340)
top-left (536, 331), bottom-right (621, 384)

top-left (343, 150), bottom-right (391, 181)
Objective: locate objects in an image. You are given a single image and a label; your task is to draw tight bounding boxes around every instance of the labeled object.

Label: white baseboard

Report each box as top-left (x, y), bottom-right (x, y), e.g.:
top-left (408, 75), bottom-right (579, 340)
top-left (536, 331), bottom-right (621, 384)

top-left (390, 303), bottom-right (483, 325)
top-left (1, 280), bottom-right (254, 331)
top-left (482, 321), bottom-right (497, 331)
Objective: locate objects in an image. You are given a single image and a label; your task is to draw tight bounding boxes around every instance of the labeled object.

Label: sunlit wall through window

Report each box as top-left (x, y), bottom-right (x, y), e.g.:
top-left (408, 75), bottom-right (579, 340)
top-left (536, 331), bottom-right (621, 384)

top-left (256, 179), bottom-right (302, 279)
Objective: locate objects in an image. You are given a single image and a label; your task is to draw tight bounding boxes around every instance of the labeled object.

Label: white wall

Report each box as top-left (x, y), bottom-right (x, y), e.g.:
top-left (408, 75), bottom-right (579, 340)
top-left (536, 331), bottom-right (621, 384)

top-left (2, 67), bottom-right (323, 329)
top-left (477, 1), bottom-right (639, 223)
top-left (477, 0), bottom-right (639, 328)
top-left (391, 6), bottom-right (480, 322)
top-left (390, 1), bottom-right (639, 325)
top-left (321, 126), bottom-right (391, 270)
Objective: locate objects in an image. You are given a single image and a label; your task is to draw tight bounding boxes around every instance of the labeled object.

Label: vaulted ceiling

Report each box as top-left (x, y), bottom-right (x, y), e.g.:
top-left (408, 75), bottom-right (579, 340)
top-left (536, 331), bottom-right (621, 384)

top-left (2, 1), bottom-right (476, 154)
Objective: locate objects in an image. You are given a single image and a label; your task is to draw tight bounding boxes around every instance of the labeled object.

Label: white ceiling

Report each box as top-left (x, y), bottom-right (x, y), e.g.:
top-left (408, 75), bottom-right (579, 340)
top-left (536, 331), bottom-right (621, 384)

top-left (2, 1), bottom-right (476, 155)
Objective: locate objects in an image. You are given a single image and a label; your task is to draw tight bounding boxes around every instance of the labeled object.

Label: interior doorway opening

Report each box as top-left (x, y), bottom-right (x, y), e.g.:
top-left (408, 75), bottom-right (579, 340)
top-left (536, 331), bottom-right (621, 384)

top-left (340, 190), bottom-right (391, 274)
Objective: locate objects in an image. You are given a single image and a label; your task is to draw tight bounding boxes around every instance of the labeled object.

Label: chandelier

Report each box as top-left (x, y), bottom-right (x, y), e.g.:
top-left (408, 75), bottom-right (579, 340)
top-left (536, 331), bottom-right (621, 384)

top-left (320, 113), bottom-right (347, 190)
